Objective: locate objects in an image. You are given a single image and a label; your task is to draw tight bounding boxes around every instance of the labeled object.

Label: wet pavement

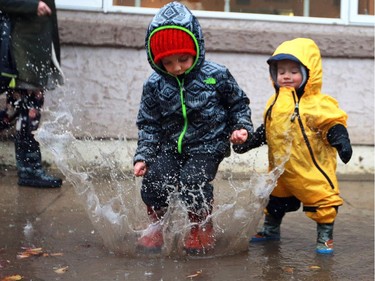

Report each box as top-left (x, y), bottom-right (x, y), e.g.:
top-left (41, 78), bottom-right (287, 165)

top-left (0, 168), bottom-right (373, 281)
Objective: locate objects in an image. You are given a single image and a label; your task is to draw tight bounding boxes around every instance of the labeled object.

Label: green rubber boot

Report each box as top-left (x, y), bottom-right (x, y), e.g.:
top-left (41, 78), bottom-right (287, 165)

top-left (316, 223), bottom-right (334, 254)
top-left (250, 214), bottom-right (282, 242)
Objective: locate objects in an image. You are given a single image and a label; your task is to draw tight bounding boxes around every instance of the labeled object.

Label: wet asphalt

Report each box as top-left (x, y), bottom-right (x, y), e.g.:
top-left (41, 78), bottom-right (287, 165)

top-left (0, 168), bottom-right (373, 281)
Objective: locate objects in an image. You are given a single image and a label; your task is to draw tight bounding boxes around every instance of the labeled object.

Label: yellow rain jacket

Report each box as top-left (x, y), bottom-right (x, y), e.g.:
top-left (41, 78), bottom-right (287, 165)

top-left (264, 38), bottom-right (346, 223)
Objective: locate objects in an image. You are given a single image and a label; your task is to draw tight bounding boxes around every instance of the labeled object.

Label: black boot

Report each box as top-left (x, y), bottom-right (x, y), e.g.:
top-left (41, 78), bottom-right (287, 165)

top-left (15, 137), bottom-right (62, 188)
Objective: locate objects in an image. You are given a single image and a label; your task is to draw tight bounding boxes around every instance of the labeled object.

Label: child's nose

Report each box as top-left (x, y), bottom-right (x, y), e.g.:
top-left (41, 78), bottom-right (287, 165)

top-left (174, 63), bottom-right (181, 71)
top-left (284, 72), bottom-right (291, 79)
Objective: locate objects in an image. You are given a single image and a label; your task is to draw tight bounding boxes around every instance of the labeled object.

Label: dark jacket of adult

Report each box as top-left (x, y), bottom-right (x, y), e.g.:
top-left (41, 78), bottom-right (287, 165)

top-left (0, 0), bottom-right (63, 90)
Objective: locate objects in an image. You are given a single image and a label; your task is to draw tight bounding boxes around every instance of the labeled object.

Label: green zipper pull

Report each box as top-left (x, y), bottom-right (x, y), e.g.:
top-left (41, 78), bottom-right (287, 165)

top-left (9, 77), bottom-right (16, 88)
top-left (177, 79), bottom-right (188, 154)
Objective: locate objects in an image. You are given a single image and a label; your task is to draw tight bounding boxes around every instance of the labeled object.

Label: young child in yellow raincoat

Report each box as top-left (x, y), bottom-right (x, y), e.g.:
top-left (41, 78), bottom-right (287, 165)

top-left (233, 38), bottom-right (352, 254)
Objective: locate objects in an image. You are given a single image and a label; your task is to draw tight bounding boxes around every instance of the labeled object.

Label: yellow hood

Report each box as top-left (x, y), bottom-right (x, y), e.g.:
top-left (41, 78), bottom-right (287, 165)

top-left (269, 38), bottom-right (322, 95)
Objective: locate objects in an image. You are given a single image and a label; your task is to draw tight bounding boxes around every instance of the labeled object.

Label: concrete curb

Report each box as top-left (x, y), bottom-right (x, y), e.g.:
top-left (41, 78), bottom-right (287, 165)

top-left (0, 141), bottom-right (373, 181)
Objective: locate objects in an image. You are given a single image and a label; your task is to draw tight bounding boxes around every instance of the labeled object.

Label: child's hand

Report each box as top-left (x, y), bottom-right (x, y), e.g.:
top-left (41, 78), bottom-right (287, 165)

top-left (134, 161), bottom-right (147, 177)
top-left (37, 1), bottom-right (52, 16)
top-left (230, 129), bottom-right (248, 145)
top-left (327, 124), bottom-right (353, 164)
top-left (232, 124), bottom-right (266, 154)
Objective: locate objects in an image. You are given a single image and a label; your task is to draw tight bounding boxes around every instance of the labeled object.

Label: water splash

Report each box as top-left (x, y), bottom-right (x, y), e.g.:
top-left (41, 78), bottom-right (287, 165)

top-left (23, 220), bottom-right (34, 241)
top-left (35, 98), bottom-right (290, 258)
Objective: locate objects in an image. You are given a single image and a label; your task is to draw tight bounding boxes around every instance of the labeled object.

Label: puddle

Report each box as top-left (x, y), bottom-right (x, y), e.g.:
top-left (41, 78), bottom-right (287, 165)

top-left (29, 96), bottom-right (293, 258)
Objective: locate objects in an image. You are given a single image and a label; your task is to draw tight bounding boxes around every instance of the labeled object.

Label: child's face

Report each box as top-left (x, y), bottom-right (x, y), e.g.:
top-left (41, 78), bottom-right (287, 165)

top-left (276, 60), bottom-right (303, 89)
top-left (160, 54), bottom-right (195, 76)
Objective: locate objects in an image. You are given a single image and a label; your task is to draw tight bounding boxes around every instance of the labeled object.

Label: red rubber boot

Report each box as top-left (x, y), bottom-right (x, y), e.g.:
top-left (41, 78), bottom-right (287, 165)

top-left (137, 206), bottom-right (164, 253)
top-left (183, 212), bottom-right (215, 255)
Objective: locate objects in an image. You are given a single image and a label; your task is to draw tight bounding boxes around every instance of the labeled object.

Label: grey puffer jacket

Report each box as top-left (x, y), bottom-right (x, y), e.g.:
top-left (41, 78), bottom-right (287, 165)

top-left (134, 1), bottom-right (253, 165)
top-left (0, 0), bottom-right (63, 90)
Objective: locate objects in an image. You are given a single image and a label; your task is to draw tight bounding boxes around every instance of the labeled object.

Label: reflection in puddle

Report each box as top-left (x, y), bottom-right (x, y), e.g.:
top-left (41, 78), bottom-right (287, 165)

top-left (35, 104), bottom-right (287, 258)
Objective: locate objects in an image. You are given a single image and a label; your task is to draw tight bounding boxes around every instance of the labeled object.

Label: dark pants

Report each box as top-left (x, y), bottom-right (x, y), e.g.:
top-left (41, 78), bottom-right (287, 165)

top-left (266, 195), bottom-right (301, 220)
top-left (141, 150), bottom-right (223, 215)
top-left (5, 89), bottom-right (44, 172)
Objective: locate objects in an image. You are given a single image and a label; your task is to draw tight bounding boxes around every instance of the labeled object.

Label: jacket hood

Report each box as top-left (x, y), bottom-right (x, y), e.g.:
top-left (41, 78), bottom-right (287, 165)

top-left (267, 38), bottom-right (323, 95)
top-left (145, 1), bottom-right (205, 76)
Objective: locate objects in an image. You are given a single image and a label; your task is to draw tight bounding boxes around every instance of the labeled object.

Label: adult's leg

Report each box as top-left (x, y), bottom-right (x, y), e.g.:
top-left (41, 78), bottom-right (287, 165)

top-left (9, 89), bottom-right (62, 188)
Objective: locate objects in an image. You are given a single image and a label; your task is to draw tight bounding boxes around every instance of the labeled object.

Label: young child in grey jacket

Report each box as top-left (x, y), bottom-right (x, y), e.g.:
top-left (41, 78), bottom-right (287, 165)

top-left (133, 2), bottom-right (254, 255)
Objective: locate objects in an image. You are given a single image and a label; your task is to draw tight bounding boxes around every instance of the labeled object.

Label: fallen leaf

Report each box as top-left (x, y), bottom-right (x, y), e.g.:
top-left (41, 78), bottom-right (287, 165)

top-left (16, 254), bottom-right (30, 260)
top-left (54, 266), bottom-right (69, 274)
top-left (49, 252), bottom-right (64, 257)
top-left (283, 267), bottom-right (294, 273)
top-left (309, 265), bottom-right (321, 270)
top-left (1, 275), bottom-right (23, 281)
top-left (21, 247), bottom-right (42, 253)
top-left (43, 252), bottom-right (64, 257)
top-left (17, 248), bottom-right (44, 259)
top-left (186, 270), bottom-right (202, 278)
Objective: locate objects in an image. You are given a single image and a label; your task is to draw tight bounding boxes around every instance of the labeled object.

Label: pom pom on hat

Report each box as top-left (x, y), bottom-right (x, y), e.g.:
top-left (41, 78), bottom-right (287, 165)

top-left (150, 29), bottom-right (197, 64)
